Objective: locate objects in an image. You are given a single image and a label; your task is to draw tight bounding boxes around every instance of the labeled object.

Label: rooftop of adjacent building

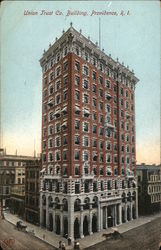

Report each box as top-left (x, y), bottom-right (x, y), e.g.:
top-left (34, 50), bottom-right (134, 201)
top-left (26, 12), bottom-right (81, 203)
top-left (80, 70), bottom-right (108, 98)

top-left (136, 163), bottom-right (161, 171)
top-left (0, 148), bottom-right (40, 162)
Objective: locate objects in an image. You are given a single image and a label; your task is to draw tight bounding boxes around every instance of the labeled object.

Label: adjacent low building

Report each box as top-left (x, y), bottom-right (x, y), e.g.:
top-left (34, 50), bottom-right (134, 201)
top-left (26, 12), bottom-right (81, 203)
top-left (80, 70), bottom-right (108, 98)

top-left (136, 164), bottom-right (161, 215)
top-left (25, 159), bottom-right (41, 225)
top-left (0, 148), bottom-right (40, 219)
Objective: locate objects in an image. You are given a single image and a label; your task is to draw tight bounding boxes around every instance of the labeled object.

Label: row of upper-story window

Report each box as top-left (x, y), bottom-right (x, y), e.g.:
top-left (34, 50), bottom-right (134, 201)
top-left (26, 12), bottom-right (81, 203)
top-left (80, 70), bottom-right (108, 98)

top-left (45, 164), bottom-right (130, 181)
top-left (43, 148), bottom-right (134, 164)
top-left (43, 91), bottom-right (134, 118)
top-left (44, 119), bottom-right (133, 139)
top-left (43, 48), bottom-right (135, 91)
top-left (43, 110), bottom-right (134, 135)
top-left (26, 170), bottom-right (39, 179)
top-left (42, 125), bottom-right (134, 146)
top-left (151, 194), bottom-right (161, 203)
top-left (43, 110), bottom-right (134, 133)
top-left (43, 135), bottom-right (135, 152)
top-left (43, 106), bottom-right (134, 132)
top-left (43, 110), bottom-right (134, 130)
top-left (149, 174), bottom-right (161, 182)
top-left (43, 69), bottom-right (134, 101)
top-left (0, 161), bottom-right (25, 167)
top-left (148, 184), bottom-right (161, 194)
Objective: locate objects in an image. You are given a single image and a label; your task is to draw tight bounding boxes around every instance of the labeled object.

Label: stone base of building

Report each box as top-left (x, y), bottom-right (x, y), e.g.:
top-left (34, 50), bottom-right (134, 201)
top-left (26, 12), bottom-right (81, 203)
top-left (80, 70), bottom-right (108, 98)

top-left (40, 186), bottom-right (138, 241)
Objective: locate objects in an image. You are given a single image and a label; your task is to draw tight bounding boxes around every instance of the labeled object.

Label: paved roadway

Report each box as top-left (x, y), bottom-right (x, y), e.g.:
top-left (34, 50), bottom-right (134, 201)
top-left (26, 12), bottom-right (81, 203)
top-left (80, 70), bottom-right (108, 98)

top-left (0, 220), bottom-right (56, 250)
top-left (85, 217), bottom-right (161, 250)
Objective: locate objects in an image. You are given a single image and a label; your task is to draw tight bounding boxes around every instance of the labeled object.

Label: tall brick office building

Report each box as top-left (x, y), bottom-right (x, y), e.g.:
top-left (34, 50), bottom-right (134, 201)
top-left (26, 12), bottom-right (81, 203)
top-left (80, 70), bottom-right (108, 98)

top-left (40, 23), bottom-right (139, 240)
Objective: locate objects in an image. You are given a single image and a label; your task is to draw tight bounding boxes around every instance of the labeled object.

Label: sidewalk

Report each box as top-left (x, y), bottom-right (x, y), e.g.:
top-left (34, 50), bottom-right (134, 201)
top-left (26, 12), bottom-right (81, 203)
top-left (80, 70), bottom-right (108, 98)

top-left (3, 211), bottom-right (161, 249)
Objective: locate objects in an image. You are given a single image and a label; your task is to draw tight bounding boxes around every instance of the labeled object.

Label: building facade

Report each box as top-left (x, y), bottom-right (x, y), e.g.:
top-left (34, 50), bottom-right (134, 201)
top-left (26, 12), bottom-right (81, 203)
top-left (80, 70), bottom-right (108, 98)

top-left (0, 148), bottom-right (38, 218)
top-left (40, 24), bottom-right (139, 240)
top-left (25, 159), bottom-right (41, 225)
top-left (136, 164), bottom-right (161, 215)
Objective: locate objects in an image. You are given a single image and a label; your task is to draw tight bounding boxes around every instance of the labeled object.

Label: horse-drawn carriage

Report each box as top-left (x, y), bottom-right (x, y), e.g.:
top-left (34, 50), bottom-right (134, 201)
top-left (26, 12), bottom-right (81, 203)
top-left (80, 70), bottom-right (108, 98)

top-left (16, 221), bottom-right (27, 231)
top-left (102, 228), bottom-right (123, 240)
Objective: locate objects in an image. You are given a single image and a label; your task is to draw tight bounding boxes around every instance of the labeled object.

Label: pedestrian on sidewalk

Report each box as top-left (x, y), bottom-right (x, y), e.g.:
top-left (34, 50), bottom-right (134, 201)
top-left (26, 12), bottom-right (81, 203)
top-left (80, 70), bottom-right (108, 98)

top-left (68, 237), bottom-right (71, 246)
top-left (61, 241), bottom-right (66, 250)
top-left (59, 241), bottom-right (62, 249)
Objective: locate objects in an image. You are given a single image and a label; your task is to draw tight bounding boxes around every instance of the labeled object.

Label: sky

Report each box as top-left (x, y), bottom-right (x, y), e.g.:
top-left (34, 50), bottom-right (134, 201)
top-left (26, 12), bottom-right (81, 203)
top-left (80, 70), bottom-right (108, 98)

top-left (0, 1), bottom-right (160, 164)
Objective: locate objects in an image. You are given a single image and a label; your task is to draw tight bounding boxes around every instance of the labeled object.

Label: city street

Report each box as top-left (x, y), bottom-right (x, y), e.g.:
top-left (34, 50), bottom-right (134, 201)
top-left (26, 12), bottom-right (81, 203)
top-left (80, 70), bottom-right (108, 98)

top-left (1, 211), bottom-right (161, 249)
top-left (85, 216), bottom-right (161, 250)
top-left (0, 220), bottom-right (56, 250)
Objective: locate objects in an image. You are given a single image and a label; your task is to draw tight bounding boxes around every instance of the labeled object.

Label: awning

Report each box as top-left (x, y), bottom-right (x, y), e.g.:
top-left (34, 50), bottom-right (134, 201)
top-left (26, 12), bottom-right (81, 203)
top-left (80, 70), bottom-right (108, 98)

top-left (106, 93), bottom-right (112, 99)
top-left (83, 161), bottom-right (89, 167)
top-left (6, 170), bottom-right (10, 174)
top-left (48, 100), bottom-right (53, 106)
top-left (105, 123), bottom-right (115, 129)
top-left (62, 122), bottom-right (67, 128)
top-left (40, 168), bottom-right (46, 173)
top-left (107, 168), bottom-right (112, 174)
top-left (83, 109), bottom-right (90, 115)
top-left (54, 110), bottom-right (61, 117)
top-left (62, 107), bottom-right (67, 113)
top-left (11, 171), bottom-right (15, 174)
top-left (75, 106), bottom-right (80, 112)
top-left (0, 170), bottom-right (4, 174)
top-left (11, 197), bottom-right (24, 202)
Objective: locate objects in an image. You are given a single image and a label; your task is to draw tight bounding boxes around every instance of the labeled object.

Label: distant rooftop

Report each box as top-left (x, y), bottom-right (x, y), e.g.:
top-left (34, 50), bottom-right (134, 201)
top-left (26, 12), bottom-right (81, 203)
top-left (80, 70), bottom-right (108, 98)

top-left (0, 148), bottom-right (40, 161)
top-left (136, 163), bottom-right (161, 171)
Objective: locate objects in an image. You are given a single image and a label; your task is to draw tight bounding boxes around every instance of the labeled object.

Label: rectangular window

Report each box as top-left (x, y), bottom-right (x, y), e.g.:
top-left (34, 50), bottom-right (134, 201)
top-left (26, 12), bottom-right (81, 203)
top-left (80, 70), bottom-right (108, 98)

top-left (63, 61), bottom-right (68, 71)
top-left (92, 71), bottom-right (96, 80)
top-left (99, 115), bottom-right (103, 124)
top-left (92, 57), bottom-right (97, 66)
top-left (85, 52), bottom-right (89, 61)
top-left (75, 91), bottom-right (80, 101)
top-left (92, 84), bottom-right (96, 93)
top-left (99, 76), bottom-right (103, 85)
top-left (92, 98), bottom-right (97, 108)
top-left (99, 127), bottom-right (103, 135)
top-left (106, 142), bottom-right (111, 150)
top-left (100, 141), bottom-right (103, 149)
top-left (74, 151), bottom-right (80, 160)
top-left (75, 135), bottom-right (80, 145)
top-left (75, 76), bottom-right (80, 86)
top-left (75, 120), bottom-right (80, 130)
top-left (83, 137), bottom-right (89, 147)
top-left (99, 102), bottom-right (103, 111)
top-left (75, 61), bottom-right (80, 71)
top-left (63, 76), bottom-right (68, 86)
top-left (92, 125), bottom-right (97, 134)
top-left (92, 139), bottom-right (97, 147)
top-left (83, 122), bottom-right (89, 132)
top-left (83, 80), bottom-right (89, 89)
top-left (99, 89), bottom-right (103, 97)
top-left (83, 94), bottom-right (89, 104)
top-left (105, 80), bottom-right (110, 88)
top-left (83, 66), bottom-right (89, 76)
top-left (56, 94), bottom-right (61, 105)
top-left (49, 72), bottom-right (54, 82)
top-left (63, 136), bottom-right (67, 145)
top-left (63, 91), bottom-right (68, 101)
top-left (92, 112), bottom-right (97, 121)
top-left (56, 137), bottom-right (60, 147)
top-left (56, 66), bottom-right (61, 77)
